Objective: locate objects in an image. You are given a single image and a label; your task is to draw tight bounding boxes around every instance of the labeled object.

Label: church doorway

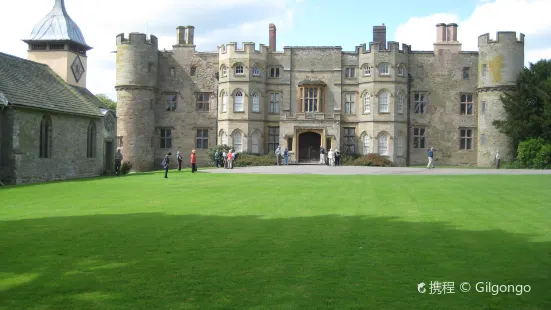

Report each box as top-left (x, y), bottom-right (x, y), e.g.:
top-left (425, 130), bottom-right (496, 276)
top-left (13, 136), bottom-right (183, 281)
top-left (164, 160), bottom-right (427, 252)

top-left (298, 132), bottom-right (321, 162)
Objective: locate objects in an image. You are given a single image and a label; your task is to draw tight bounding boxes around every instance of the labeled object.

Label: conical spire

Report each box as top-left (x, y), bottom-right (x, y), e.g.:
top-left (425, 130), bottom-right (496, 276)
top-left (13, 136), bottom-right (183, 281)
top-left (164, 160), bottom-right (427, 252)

top-left (23, 0), bottom-right (91, 50)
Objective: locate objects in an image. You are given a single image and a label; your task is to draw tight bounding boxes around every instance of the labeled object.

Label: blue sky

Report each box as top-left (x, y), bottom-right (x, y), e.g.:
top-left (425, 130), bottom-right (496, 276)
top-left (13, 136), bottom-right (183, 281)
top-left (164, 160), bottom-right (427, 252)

top-left (1, 0), bottom-right (550, 100)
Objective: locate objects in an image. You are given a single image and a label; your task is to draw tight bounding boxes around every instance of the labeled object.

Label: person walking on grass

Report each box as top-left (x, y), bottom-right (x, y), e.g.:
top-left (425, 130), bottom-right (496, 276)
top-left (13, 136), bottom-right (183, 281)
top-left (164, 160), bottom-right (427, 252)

top-left (495, 150), bottom-right (501, 169)
top-left (115, 149), bottom-right (123, 176)
top-left (162, 152), bottom-right (171, 178)
top-left (177, 151), bottom-right (183, 171)
top-left (427, 147), bottom-right (437, 169)
top-left (190, 149), bottom-right (197, 173)
top-left (283, 148), bottom-right (289, 165)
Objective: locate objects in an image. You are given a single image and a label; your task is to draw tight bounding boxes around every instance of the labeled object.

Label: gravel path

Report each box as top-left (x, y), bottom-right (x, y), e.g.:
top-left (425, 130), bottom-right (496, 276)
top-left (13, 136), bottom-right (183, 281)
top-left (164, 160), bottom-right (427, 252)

top-left (203, 165), bottom-right (551, 175)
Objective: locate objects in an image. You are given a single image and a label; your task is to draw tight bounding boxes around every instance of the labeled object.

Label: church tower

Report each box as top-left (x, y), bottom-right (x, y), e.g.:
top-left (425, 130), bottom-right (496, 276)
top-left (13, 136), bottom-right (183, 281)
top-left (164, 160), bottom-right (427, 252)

top-left (22, 0), bottom-right (92, 88)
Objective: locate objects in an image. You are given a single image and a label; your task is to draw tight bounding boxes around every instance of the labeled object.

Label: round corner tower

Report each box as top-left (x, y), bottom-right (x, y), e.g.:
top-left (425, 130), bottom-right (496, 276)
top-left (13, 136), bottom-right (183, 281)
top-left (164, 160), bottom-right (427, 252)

top-left (115, 32), bottom-right (159, 171)
top-left (477, 32), bottom-right (524, 166)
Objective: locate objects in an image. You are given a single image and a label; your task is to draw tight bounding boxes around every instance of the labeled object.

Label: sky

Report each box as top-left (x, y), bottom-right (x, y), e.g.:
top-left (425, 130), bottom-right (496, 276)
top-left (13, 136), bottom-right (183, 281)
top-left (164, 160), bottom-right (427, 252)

top-left (1, 0), bottom-right (550, 101)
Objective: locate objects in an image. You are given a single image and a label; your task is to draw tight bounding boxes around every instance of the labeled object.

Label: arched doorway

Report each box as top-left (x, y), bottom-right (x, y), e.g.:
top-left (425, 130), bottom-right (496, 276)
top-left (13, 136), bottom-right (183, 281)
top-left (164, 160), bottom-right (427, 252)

top-left (298, 132), bottom-right (321, 162)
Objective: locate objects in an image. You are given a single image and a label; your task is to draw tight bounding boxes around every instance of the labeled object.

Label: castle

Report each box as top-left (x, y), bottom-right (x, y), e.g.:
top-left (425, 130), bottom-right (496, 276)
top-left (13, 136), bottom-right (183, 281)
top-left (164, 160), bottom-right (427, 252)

top-left (115, 23), bottom-right (525, 170)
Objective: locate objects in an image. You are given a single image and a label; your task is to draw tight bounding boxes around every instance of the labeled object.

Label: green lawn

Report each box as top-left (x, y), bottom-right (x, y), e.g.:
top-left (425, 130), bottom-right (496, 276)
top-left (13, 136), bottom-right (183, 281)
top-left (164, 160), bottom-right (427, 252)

top-left (1, 170), bottom-right (550, 309)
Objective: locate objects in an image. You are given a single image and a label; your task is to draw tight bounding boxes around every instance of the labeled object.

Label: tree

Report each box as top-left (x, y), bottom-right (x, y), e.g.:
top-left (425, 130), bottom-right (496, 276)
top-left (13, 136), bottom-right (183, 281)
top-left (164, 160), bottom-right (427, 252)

top-left (95, 93), bottom-right (117, 110)
top-left (493, 59), bottom-right (551, 155)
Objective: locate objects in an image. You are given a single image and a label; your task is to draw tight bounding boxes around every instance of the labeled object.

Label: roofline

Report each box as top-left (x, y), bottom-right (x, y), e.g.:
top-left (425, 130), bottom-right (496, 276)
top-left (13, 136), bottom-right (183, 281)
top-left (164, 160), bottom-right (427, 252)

top-left (21, 39), bottom-right (93, 51)
top-left (9, 103), bottom-right (102, 118)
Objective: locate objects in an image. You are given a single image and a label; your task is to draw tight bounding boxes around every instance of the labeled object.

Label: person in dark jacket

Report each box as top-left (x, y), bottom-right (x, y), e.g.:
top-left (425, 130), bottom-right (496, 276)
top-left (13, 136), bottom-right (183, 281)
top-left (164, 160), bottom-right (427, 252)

top-left (162, 152), bottom-right (171, 178)
top-left (177, 151), bottom-right (183, 171)
top-left (115, 149), bottom-right (123, 176)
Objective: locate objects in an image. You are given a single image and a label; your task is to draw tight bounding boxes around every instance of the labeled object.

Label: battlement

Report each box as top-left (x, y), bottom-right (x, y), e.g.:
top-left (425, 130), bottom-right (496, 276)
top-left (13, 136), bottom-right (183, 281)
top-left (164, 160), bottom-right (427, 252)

top-left (355, 41), bottom-right (411, 54)
top-left (478, 32), bottom-right (524, 46)
top-left (116, 33), bottom-right (158, 47)
top-left (218, 42), bottom-right (270, 55)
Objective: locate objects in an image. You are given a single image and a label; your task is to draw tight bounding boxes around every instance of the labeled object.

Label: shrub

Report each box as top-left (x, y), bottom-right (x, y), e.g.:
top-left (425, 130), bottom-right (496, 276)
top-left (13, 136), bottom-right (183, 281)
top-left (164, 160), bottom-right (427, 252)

top-left (234, 154), bottom-right (276, 167)
top-left (517, 138), bottom-right (547, 168)
top-left (502, 160), bottom-right (524, 169)
top-left (346, 153), bottom-right (393, 167)
top-left (121, 161), bottom-right (132, 175)
top-left (533, 144), bottom-right (551, 169)
top-left (207, 144), bottom-right (233, 164)
top-left (340, 153), bottom-right (361, 165)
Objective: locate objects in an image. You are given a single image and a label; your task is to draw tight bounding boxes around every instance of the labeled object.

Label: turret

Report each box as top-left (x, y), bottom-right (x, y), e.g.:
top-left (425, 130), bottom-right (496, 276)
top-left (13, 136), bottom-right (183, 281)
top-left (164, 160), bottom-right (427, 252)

top-left (477, 31), bottom-right (525, 166)
top-left (115, 32), bottom-right (159, 171)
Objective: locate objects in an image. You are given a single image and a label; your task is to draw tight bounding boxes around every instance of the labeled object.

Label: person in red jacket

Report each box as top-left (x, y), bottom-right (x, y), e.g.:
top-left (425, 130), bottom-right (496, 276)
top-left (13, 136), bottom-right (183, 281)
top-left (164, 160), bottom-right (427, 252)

top-left (190, 149), bottom-right (197, 173)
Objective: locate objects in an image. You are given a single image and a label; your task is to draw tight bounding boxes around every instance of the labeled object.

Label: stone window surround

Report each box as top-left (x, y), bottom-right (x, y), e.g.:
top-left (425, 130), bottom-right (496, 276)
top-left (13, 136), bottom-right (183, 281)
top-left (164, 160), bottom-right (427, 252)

top-left (343, 127), bottom-right (355, 154)
top-left (395, 132), bottom-right (404, 156)
top-left (460, 93), bottom-right (474, 115)
top-left (361, 64), bottom-right (371, 76)
top-left (413, 91), bottom-right (428, 114)
top-left (196, 128), bottom-right (209, 149)
top-left (232, 130), bottom-right (243, 152)
top-left (344, 67), bottom-right (355, 78)
top-left (462, 67), bottom-right (470, 80)
top-left (267, 126), bottom-right (279, 153)
top-left (344, 92), bottom-right (356, 114)
top-left (378, 62), bottom-right (390, 76)
top-left (458, 127), bottom-right (475, 151)
top-left (159, 128), bottom-right (172, 149)
top-left (220, 90), bottom-right (229, 113)
top-left (377, 132), bottom-right (390, 156)
top-left (39, 114), bottom-right (53, 159)
top-left (86, 120), bottom-right (97, 158)
top-left (251, 91), bottom-right (261, 113)
top-left (298, 85), bottom-right (325, 113)
top-left (397, 64), bottom-right (405, 77)
top-left (233, 63), bottom-right (245, 76)
top-left (377, 89), bottom-right (391, 114)
top-left (164, 93), bottom-right (178, 112)
top-left (269, 66), bottom-right (282, 78)
top-left (196, 92), bottom-right (210, 112)
top-left (396, 91), bottom-right (405, 114)
top-left (361, 91), bottom-right (372, 114)
top-left (268, 91), bottom-right (281, 114)
top-left (360, 132), bottom-right (371, 154)
top-left (412, 127), bottom-right (427, 149)
top-left (251, 64), bottom-right (262, 77)
top-left (233, 89), bottom-right (245, 112)
top-left (220, 64), bottom-right (228, 77)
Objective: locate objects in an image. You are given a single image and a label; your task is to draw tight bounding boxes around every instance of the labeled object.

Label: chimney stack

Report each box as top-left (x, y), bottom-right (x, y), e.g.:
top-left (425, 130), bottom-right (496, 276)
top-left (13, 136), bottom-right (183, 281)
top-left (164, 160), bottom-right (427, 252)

top-left (436, 23), bottom-right (447, 42)
top-left (373, 23), bottom-right (387, 49)
top-left (269, 24), bottom-right (276, 52)
top-left (176, 26), bottom-right (195, 45)
top-left (177, 26), bottom-right (185, 44)
top-left (184, 26), bottom-right (195, 45)
top-left (446, 23), bottom-right (458, 42)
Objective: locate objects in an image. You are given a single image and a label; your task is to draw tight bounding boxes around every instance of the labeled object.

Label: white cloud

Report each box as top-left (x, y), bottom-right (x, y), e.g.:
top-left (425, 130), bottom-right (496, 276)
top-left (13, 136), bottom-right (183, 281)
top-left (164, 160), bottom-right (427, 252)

top-left (395, 0), bottom-right (551, 65)
top-left (0, 0), bottom-right (298, 100)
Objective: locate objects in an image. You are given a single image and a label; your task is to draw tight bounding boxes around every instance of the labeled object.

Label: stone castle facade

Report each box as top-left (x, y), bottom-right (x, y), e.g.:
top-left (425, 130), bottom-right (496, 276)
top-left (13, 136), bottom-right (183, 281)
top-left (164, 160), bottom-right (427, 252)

top-left (115, 23), bottom-right (525, 170)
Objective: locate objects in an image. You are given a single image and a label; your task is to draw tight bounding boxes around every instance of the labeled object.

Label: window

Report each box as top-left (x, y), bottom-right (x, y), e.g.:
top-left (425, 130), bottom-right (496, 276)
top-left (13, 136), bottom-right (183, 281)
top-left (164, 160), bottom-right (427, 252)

top-left (395, 134), bottom-right (403, 156)
top-left (251, 131), bottom-right (260, 153)
top-left (268, 127), bottom-right (279, 153)
top-left (460, 94), bottom-right (473, 115)
top-left (343, 127), bottom-right (355, 154)
top-left (221, 131), bottom-right (228, 145)
top-left (481, 64), bottom-right (487, 77)
top-left (345, 93), bottom-right (355, 114)
top-left (166, 94), bottom-right (177, 111)
top-left (298, 86), bottom-right (324, 112)
top-left (379, 63), bottom-right (389, 75)
top-left (363, 93), bottom-right (371, 113)
top-left (222, 92), bottom-right (228, 112)
top-left (270, 67), bottom-right (280, 78)
top-left (252, 66), bottom-right (260, 77)
top-left (190, 66), bottom-right (196, 76)
top-left (39, 115), bottom-right (52, 158)
top-left (363, 65), bottom-right (371, 76)
top-left (378, 135), bottom-right (388, 155)
top-left (117, 136), bottom-right (123, 147)
top-left (196, 93), bottom-right (210, 112)
top-left (481, 101), bottom-right (486, 114)
top-left (345, 67), bottom-right (355, 78)
top-left (160, 128), bottom-right (172, 149)
top-left (363, 135), bottom-right (370, 154)
top-left (235, 64), bottom-right (244, 75)
top-left (287, 137), bottom-right (293, 151)
top-left (378, 91), bottom-right (389, 113)
top-left (148, 63), bottom-right (153, 73)
top-left (170, 67), bottom-right (175, 77)
top-left (196, 129), bottom-right (208, 149)
top-left (481, 134), bottom-right (486, 145)
top-left (413, 127), bottom-right (426, 148)
top-left (252, 92), bottom-right (260, 112)
top-left (460, 128), bottom-right (473, 150)
top-left (86, 121), bottom-right (96, 158)
top-left (48, 43), bottom-right (64, 50)
top-left (269, 93), bottom-right (280, 113)
top-left (414, 92), bottom-right (427, 114)
top-left (232, 132), bottom-right (242, 152)
top-left (397, 92), bottom-right (404, 114)
top-left (234, 91), bottom-right (244, 112)
top-left (462, 67), bottom-right (470, 79)
top-left (397, 65), bottom-right (405, 76)
top-left (221, 65), bottom-right (227, 77)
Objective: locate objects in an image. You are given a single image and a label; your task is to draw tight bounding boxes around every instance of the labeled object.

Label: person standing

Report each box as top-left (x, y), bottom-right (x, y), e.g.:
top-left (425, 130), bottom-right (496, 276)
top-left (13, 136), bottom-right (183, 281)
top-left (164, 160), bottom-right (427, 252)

top-left (115, 149), bottom-right (123, 176)
top-left (190, 150), bottom-right (197, 173)
top-left (283, 148), bottom-right (289, 166)
top-left (427, 147), bottom-right (436, 169)
top-left (328, 149), bottom-right (334, 166)
top-left (227, 149), bottom-right (233, 169)
top-left (275, 146), bottom-right (281, 166)
top-left (222, 150), bottom-right (227, 169)
top-left (495, 150), bottom-right (501, 169)
top-left (162, 152), bottom-right (171, 178)
top-left (320, 145), bottom-right (325, 164)
top-left (214, 150), bottom-right (221, 168)
top-left (176, 151), bottom-right (183, 171)
top-left (334, 149), bottom-right (340, 166)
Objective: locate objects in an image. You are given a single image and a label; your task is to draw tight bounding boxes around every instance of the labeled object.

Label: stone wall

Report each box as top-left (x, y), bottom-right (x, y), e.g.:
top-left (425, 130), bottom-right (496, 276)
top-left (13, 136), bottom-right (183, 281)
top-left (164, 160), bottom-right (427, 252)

top-left (11, 108), bottom-right (103, 184)
top-left (0, 108), bottom-right (15, 183)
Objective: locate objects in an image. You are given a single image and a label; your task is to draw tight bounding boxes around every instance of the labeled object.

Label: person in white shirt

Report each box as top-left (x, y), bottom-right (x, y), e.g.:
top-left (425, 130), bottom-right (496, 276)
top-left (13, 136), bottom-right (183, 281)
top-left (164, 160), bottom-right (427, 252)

top-left (327, 149), bottom-right (334, 166)
top-left (495, 150), bottom-right (501, 169)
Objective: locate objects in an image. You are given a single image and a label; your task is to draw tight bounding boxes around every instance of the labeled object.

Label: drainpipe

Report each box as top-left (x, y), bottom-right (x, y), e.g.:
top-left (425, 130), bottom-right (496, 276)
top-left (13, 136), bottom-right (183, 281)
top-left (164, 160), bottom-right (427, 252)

top-left (406, 73), bottom-right (412, 166)
top-left (289, 47), bottom-right (293, 153)
top-left (215, 72), bottom-right (219, 147)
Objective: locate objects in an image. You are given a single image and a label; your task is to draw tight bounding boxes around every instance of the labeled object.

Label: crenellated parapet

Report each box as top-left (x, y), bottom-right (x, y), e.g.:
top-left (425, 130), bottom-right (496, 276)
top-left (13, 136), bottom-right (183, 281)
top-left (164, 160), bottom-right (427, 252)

top-left (355, 42), bottom-right (411, 54)
top-left (478, 32), bottom-right (524, 47)
top-left (116, 32), bottom-right (158, 48)
top-left (218, 42), bottom-right (270, 56)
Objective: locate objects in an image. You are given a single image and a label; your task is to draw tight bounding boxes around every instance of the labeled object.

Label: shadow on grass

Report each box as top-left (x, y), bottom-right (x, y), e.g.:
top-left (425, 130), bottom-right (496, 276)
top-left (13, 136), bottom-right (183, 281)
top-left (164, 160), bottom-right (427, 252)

top-left (0, 214), bottom-right (549, 309)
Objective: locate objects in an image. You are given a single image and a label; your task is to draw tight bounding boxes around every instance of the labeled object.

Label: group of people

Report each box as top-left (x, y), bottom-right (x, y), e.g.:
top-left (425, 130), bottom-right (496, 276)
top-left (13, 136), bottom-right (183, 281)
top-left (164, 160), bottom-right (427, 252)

top-left (214, 149), bottom-right (238, 169)
top-left (274, 146), bottom-right (290, 165)
top-left (319, 146), bottom-right (341, 166)
top-left (161, 150), bottom-right (197, 178)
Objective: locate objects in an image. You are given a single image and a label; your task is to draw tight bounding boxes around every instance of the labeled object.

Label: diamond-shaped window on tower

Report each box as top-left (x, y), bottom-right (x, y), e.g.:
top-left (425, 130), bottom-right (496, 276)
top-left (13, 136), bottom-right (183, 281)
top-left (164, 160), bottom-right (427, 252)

top-left (71, 56), bottom-right (85, 82)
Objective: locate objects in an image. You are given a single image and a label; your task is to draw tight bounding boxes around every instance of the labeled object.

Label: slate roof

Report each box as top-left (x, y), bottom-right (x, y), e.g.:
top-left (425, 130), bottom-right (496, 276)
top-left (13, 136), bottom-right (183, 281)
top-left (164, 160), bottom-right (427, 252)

top-left (298, 79), bottom-right (327, 86)
top-left (0, 52), bottom-right (102, 117)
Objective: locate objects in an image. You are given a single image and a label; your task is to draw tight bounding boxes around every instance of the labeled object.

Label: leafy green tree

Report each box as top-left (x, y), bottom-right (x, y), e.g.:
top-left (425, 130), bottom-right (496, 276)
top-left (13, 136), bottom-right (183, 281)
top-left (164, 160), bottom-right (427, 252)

top-left (493, 59), bottom-right (551, 155)
top-left (95, 93), bottom-right (117, 110)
